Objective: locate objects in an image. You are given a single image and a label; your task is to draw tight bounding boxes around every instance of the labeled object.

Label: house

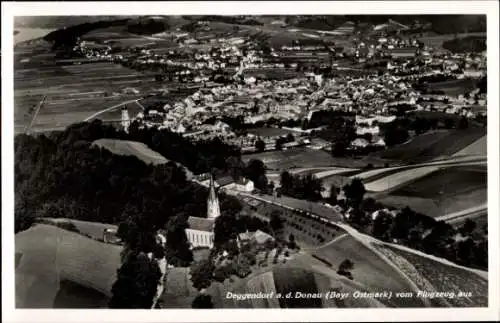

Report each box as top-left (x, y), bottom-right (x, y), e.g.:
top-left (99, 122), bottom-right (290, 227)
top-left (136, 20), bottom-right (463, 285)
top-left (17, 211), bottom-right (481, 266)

top-left (103, 228), bottom-right (121, 244)
top-left (233, 178), bottom-right (255, 192)
top-left (351, 138), bottom-right (370, 148)
top-left (237, 230), bottom-right (274, 248)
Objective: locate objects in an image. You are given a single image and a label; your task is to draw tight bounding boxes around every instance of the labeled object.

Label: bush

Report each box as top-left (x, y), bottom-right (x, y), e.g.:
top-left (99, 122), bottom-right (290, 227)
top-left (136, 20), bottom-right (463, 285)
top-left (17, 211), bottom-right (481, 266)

top-left (337, 258), bottom-right (354, 280)
top-left (190, 259), bottom-right (215, 290)
top-left (192, 294), bottom-right (214, 309)
top-left (213, 264), bottom-right (234, 283)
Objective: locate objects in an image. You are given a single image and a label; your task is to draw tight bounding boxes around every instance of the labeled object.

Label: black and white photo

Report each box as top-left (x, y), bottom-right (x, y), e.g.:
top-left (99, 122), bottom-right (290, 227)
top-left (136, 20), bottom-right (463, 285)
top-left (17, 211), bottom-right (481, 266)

top-left (2, 1), bottom-right (499, 322)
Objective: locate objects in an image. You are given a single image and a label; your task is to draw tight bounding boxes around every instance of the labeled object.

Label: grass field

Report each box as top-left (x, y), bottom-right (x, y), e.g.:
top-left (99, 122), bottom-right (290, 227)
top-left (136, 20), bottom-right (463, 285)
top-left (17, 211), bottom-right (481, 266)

top-left (40, 218), bottom-right (117, 240)
top-left (364, 166), bottom-right (441, 192)
top-left (93, 139), bottom-right (169, 165)
top-left (391, 165), bottom-right (486, 199)
top-left (247, 127), bottom-right (298, 137)
top-left (273, 267), bottom-right (322, 308)
top-left (312, 234), bottom-right (425, 307)
top-left (376, 164), bottom-right (487, 217)
top-left (92, 138), bottom-right (194, 178)
top-left (426, 78), bottom-right (478, 96)
top-left (16, 224), bottom-right (121, 308)
top-left (14, 40), bottom-right (158, 133)
top-left (452, 135), bottom-right (487, 157)
top-left (374, 129), bottom-right (486, 163)
top-left (415, 32), bottom-right (486, 49)
top-left (242, 147), bottom-right (374, 170)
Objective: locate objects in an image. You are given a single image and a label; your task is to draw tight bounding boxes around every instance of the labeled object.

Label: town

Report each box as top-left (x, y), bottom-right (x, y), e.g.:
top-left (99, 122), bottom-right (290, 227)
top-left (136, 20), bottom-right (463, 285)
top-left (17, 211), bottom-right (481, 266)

top-left (13, 14), bottom-right (488, 311)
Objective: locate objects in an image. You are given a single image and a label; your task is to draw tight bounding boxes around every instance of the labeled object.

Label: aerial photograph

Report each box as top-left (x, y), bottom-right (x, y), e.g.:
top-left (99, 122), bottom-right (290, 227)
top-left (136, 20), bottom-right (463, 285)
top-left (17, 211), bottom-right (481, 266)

top-left (13, 14), bottom-right (488, 309)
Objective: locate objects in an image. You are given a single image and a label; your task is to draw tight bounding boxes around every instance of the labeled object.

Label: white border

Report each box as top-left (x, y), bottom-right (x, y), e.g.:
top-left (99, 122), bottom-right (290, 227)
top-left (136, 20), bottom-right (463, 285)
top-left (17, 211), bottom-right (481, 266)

top-left (2, 1), bottom-right (499, 322)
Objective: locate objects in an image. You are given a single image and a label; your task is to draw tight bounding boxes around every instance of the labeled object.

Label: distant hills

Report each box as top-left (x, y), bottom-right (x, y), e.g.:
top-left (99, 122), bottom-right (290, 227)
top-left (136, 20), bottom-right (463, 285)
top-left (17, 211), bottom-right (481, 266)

top-left (16, 14), bottom-right (486, 36)
top-left (289, 15), bottom-right (485, 34)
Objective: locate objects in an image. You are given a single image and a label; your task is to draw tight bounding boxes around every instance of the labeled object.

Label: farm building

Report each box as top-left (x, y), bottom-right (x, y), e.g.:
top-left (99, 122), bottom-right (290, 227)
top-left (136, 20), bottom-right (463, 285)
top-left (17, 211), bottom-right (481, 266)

top-left (216, 176), bottom-right (255, 193)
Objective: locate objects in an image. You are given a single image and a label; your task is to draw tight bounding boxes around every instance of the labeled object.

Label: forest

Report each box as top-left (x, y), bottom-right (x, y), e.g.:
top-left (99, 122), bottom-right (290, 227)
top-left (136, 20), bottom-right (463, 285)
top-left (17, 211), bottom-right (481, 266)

top-left (14, 121), bottom-right (244, 256)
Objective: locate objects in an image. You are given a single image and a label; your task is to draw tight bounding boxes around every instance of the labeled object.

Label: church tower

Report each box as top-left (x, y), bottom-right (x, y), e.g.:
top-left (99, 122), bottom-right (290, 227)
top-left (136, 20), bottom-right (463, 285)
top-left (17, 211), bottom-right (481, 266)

top-left (207, 175), bottom-right (221, 219)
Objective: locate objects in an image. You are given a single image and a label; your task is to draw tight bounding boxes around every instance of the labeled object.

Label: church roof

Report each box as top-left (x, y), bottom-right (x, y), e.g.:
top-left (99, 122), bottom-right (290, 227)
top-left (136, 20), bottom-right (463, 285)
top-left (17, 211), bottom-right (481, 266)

top-left (187, 216), bottom-right (215, 232)
top-left (208, 174), bottom-right (219, 198)
top-left (216, 176), bottom-right (234, 187)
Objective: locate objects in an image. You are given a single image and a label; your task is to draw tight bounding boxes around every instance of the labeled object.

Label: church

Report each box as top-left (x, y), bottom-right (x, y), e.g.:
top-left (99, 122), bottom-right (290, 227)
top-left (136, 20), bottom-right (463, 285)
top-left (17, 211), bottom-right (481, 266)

top-left (185, 175), bottom-right (220, 249)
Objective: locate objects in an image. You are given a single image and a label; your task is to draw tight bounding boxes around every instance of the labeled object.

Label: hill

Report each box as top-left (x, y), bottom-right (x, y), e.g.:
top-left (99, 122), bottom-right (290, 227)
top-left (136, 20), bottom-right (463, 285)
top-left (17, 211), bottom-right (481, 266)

top-left (15, 224), bottom-right (122, 308)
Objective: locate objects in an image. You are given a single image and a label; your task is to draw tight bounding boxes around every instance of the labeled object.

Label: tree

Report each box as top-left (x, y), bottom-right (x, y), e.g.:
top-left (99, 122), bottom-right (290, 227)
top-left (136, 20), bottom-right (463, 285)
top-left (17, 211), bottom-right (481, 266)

top-left (269, 210), bottom-right (284, 238)
top-left (255, 139), bottom-right (265, 152)
top-left (192, 294), bottom-right (214, 308)
top-left (165, 216), bottom-right (193, 267)
top-left (444, 117), bottom-right (455, 129)
top-left (285, 133), bottom-right (295, 142)
top-left (213, 214), bottom-right (239, 247)
top-left (331, 140), bottom-right (349, 157)
top-left (458, 116), bottom-right (469, 129)
top-left (456, 238), bottom-right (475, 266)
top-left (288, 233), bottom-right (297, 249)
top-left (337, 259), bottom-right (354, 280)
top-left (190, 259), bottom-right (215, 290)
top-left (343, 178), bottom-right (366, 208)
top-left (372, 210), bottom-right (393, 241)
top-left (109, 252), bottom-right (162, 308)
top-left (459, 218), bottom-right (477, 236)
top-left (328, 184), bottom-right (339, 205)
top-left (245, 159), bottom-right (267, 190)
top-left (384, 124), bottom-right (409, 147)
top-left (275, 137), bottom-right (286, 150)
top-left (234, 253), bottom-right (252, 278)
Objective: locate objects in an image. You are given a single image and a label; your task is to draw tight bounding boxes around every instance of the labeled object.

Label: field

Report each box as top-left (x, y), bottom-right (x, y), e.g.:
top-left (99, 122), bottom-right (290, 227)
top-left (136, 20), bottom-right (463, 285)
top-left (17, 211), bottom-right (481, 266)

top-left (273, 267), bottom-right (322, 308)
top-left (374, 129), bottom-right (486, 163)
top-left (16, 224), bottom-right (122, 308)
top-left (247, 127), bottom-right (298, 137)
top-left (375, 244), bottom-right (488, 307)
top-left (453, 135), bottom-right (487, 157)
top-left (426, 78), bottom-right (479, 96)
top-left (376, 165), bottom-right (487, 217)
top-left (391, 165), bottom-right (486, 199)
top-left (93, 139), bottom-right (169, 165)
top-left (53, 280), bottom-right (109, 308)
top-left (312, 234), bottom-right (425, 307)
top-left (415, 32), bottom-right (486, 49)
top-left (14, 28), bottom-right (55, 45)
top-left (13, 38), bottom-right (161, 134)
top-left (92, 139), bottom-right (194, 178)
top-left (40, 217), bottom-right (117, 240)
top-left (364, 166), bottom-right (441, 192)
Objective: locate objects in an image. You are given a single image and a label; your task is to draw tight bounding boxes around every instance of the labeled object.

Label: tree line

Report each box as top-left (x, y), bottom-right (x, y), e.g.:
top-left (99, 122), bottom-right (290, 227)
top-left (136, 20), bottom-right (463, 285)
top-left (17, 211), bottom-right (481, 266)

top-left (275, 172), bottom-right (487, 270)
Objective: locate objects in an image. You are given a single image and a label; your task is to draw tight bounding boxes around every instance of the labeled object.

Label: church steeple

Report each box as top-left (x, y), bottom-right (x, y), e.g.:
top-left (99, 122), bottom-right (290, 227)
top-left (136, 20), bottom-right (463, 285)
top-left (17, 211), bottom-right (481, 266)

top-left (207, 174), bottom-right (221, 219)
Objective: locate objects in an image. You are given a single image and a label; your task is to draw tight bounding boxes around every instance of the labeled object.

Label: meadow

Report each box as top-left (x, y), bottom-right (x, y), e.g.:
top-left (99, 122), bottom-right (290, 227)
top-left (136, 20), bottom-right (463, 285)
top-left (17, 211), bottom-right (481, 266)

top-left (14, 41), bottom-right (157, 133)
top-left (312, 234), bottom-right (425, 307)
top-left (15, 224), bottom-right (121, 308)
top-left (374, 128), bottom-right (486, 163)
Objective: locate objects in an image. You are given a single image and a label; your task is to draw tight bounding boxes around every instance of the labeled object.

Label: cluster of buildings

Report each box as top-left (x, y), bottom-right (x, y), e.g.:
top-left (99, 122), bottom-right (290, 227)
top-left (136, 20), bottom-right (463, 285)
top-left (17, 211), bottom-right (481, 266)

top-left (73, 20), bottom-right (487, 154)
